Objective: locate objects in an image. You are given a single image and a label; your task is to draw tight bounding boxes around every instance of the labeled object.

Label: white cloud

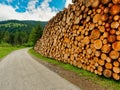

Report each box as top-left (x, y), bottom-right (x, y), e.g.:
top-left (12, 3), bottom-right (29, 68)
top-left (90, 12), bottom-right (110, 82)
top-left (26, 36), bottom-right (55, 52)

top-left (0, 0), bottom-right (57, 21)
top-left (0, 4), bottom-right (22, 20)
top-left (0, 0), bottom-right (73, 21)
top-left (27, 0), bottom-right (38, 12)
top-left (65, 0), bottom-right (72, 8)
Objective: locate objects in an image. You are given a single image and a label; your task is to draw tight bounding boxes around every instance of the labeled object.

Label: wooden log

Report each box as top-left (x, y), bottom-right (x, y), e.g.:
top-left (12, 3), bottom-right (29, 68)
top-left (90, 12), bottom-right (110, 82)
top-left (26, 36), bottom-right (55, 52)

top-left (111, 22), bottom-right (119, 29)
top-left (81, 5), bottom-right (85, 11)
top-left (64, 38), bottom-right (70, 43)
top-left (103, 32), bottom-right (109, 38)
top-left (100, 36), bottom-right (104, 41)
top-left (113, 67), bottom-right (120, 73)
top-left (85, 16), bottom-right (91, 23)
top-left (87, 48), bottom-right (92, 55)
top-left (95, 62), bottom-right (99, 67)
top-left (101, 53), bottom-right (107, 60)
top-left (112, 41), bottom-right (120, 51)
top-left (91, 0), bottom-right (100, 8)
top-left (70, 55), bottom-right (75, 61)
top-left (107, 35), bottom-right (116, 43)
top-left (74, 17), bottom-right (80, 24)
top-left (109, 29), bottom-right (116, 35)
top-left (93, 14), bottom-right (101, 23)
top-left (97, 66), bottom-right (103, 72)
top-left (103, 69), bottom-right (112, 78)
top-left (105, 62), bottom-right (113, 69)
top-left (98, 26), bottom-right (105, 32)
top-left (104, 7), bottom-right (109, 13)
top-left (101, 14), bottom-right (108, 22)
top-left (94, 39), bottom-right (102, 49)
top-left (113, 15), bottom-right (119, 21)
top-left (98, 59), bottom-right (105, 66)
top-left (64, 54), bottom-right (69, 60)
top-left (96, 8), bottom-right (102, 14)
top-left (102, 0), bottom-right (111, 4)
top-left (97, 71), bottom-right (102, 75)
top-left (94, 70), bottom-right (98, 74)
top-left (106, 57), bottom-right (112, 63)
top-left (98, 20), bottom-right (103, 26)
top-left (116, 31), bottom-right (120, 35)
top-left (116, 35), bottom-right (120, 40)
top-left (78, 62), bottom-right (82, 68)
top-left (113, 61), bottom-right (119, 67)
top-left (112, 0), bottom-right (120, 4)
top-left (86, 65), bottom-right (91, 71)
top-left (95, 51), bottom-right (101, 57)
top-left (118, 58), bottom-right (120, 62)
top-left (94, 57), bottom-right (99, 63)
top-left (109, 50), bottom-right (119, 59)
top-left (105, 23), bottom-right (110, 28)
top-left (102, 39), bottom-right (108, 44)
top-left (113, 73), bottom-right (120, 80)
top-left (89, 23), bottom-right (95, 30)
top-left (90, 68), bottom-right (94, 73)
top-left (91, 29), bottom-right (101, 39)
top-left (88, 10), bottom-right (92, 15)
top-left (110, 5), bottom-right (120, 15)
top-left (83, 36), bottom-right (90, 45)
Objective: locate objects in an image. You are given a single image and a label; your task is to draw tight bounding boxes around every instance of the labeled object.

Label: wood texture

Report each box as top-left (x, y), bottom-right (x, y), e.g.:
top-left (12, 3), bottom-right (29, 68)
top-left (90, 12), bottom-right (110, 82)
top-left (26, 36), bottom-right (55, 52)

top-left (35, 0), bottom-right (120, 80)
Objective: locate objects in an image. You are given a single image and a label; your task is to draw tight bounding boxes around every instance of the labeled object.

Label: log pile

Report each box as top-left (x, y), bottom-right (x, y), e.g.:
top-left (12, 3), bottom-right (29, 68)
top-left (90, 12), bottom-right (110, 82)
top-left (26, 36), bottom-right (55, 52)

top-left (34, 0), bottom-right (120, 80)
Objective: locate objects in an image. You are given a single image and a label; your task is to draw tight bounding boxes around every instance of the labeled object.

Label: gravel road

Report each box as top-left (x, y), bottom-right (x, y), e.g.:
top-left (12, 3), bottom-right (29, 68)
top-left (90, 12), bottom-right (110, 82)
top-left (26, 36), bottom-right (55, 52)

top-left (0, 48), bottom-right (81, 90)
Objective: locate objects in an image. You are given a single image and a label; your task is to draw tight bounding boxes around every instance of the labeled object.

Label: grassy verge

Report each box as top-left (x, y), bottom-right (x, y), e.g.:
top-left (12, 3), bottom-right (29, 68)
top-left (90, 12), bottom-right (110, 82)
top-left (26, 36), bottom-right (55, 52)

top-left (0, 46), bottom-right (24, 59)
top-left (29, 48), bottom-right (120, 90)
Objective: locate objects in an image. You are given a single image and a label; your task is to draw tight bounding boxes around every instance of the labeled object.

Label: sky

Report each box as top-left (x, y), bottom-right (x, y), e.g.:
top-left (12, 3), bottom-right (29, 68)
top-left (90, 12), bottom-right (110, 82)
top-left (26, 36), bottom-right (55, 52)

top-left (0, 0), bottom-right (72, 21)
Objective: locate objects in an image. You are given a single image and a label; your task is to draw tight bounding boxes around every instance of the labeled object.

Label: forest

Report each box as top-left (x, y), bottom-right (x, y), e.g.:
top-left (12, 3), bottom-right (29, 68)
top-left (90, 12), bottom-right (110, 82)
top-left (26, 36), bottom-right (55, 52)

top-left (0, 20), bottom-right (47, 46)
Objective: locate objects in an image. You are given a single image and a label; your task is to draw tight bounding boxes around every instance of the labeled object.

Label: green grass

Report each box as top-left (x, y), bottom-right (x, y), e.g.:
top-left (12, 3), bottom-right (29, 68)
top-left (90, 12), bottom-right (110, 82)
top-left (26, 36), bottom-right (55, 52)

top-left (29, 49), bottom-right (120, 90)
top-left (0, 46), bottom-right (23, 59)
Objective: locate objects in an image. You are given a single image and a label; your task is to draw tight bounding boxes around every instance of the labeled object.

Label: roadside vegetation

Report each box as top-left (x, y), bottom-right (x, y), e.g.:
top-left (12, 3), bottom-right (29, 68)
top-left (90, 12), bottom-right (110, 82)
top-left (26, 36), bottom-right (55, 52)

top-left (29, 48), bottom-right (120, 90)
top-left (0, 45), bottom-right (23, 59)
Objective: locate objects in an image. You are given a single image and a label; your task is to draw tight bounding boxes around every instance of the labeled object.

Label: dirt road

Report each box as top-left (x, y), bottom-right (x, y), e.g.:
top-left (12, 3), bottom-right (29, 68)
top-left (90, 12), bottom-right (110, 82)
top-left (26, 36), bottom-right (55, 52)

top-left (0, 48), bottom-right (80, 90)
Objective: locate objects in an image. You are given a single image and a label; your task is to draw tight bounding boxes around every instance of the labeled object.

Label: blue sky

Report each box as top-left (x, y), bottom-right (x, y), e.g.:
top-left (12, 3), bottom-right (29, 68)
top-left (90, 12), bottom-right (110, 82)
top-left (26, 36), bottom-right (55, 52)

top-left (0, 0), bottom-right (72, 21)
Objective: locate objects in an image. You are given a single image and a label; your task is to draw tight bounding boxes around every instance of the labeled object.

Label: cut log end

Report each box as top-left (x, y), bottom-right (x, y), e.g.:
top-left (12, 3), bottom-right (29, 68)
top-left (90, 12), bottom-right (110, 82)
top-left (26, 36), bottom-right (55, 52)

top-left (103, 69), bottom-right (112, 78)
top-left (94, 40), bottom-right (102, 49)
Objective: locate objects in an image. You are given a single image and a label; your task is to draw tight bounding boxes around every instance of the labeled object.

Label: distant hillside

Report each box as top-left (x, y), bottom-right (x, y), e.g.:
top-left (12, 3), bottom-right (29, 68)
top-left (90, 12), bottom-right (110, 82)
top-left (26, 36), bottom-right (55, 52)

top-left (0, 20), bottom-right (47, 33)
top-left (0, 20), bottom-right (47, 46)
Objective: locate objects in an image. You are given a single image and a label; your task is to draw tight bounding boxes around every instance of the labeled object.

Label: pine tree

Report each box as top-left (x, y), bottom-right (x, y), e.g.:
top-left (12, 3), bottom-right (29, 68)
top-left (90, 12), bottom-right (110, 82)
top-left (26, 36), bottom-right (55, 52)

top-left (28, 25), bottom-right (43, 46)
top-left (3, 31), bottom-right (10, 43)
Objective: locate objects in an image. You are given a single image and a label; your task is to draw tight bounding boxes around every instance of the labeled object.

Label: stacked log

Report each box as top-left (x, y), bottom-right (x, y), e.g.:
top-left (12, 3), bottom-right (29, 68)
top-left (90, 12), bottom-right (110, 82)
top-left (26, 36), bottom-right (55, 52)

top-left (35, 0), bottom-right (120, 80)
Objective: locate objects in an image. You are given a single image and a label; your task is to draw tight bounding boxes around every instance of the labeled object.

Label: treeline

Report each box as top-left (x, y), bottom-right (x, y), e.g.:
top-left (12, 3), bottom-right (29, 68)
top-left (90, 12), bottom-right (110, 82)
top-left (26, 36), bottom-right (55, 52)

top-left (0, 25), bottom-right (43, 46)
top-left (0, 30), bottom-right (28, 45)
top-left (0, 20), bottom-right (47, 46)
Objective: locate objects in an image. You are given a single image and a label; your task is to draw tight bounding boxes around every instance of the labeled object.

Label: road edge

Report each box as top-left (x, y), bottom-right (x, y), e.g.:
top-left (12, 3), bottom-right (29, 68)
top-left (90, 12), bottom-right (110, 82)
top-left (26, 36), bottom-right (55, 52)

top-left (28, 49), bottom-right (107, 90)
